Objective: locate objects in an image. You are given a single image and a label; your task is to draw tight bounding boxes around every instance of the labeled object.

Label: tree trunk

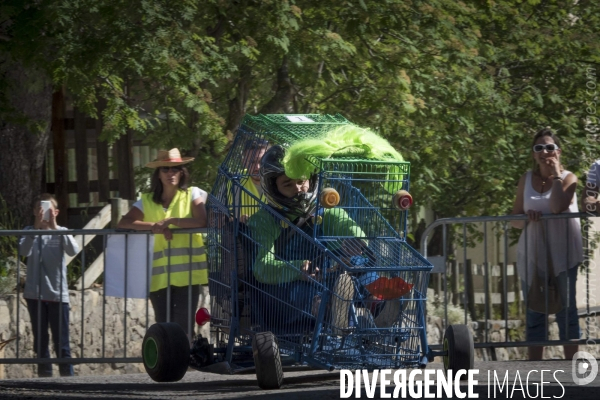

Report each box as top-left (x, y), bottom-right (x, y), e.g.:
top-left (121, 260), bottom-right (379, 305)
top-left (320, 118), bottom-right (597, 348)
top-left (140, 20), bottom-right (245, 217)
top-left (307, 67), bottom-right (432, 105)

top-left (0, 57), bottom-right (53, 227)
top-left (259, 57), bottom-right (295, 114)
top-left (226, 65), bottom-right (253, 135)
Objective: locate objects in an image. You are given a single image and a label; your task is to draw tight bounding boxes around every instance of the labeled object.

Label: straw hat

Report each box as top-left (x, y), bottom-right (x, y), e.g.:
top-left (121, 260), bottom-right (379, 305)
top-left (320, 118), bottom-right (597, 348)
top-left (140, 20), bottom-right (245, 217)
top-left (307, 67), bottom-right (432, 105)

top-left (145, 148), bottom-right (194, 168)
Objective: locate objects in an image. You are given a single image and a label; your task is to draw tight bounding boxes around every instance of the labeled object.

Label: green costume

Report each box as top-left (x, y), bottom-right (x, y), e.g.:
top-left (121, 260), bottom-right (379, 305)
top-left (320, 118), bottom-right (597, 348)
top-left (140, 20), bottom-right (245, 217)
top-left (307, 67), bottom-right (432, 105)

top-left (247, 208), bottom-right (365, 284)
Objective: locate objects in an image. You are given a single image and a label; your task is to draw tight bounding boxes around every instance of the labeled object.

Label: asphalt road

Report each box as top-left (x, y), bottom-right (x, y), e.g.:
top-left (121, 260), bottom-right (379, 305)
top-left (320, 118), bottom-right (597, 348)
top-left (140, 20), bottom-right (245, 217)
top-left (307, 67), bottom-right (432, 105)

top-left (0, 361), bottom-right (599, 399)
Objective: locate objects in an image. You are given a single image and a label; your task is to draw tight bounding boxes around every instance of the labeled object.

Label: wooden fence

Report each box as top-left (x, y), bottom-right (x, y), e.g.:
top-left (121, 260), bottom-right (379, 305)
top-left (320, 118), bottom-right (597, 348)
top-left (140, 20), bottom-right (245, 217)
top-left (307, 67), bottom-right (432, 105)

top-left (47, 89), bottom-right (157, 226)
top-left (66, 198), bottom-right (133, 290)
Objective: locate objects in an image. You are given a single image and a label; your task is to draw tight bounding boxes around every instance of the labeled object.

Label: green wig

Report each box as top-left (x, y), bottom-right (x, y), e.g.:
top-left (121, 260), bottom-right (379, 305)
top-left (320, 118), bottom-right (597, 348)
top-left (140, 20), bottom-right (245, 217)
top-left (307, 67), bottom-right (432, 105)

top-left (282, 125), bottom-right (405, 194)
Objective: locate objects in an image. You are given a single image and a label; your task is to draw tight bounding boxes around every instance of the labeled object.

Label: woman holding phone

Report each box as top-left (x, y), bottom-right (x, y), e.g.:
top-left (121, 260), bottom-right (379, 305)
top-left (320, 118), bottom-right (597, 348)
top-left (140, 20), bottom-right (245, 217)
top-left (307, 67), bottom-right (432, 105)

top-left (19, 193), bottom-right (79, 377)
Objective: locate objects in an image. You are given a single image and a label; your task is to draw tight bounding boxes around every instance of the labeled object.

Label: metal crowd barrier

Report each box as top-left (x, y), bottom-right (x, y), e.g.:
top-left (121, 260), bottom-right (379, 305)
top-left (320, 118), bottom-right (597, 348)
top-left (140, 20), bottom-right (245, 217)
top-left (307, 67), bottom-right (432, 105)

top-left (0, 228), bottom-right (207, 366)
top-left (420, 212), bottom-right (600, 355)
top-left (2, 213), bottom-right (598, 367)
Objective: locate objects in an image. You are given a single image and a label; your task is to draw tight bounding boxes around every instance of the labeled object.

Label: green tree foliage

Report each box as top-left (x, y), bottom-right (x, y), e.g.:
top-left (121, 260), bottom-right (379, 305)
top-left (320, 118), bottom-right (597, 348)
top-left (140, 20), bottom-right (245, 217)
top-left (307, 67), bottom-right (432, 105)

top-left (1, 0), bottom-right (599, 228)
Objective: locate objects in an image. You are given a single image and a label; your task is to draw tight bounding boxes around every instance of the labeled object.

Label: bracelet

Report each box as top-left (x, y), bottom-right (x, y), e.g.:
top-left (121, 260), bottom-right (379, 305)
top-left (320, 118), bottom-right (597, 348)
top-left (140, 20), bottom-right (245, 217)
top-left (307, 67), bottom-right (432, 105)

top-left (553, 176), bottom-right (563, 181)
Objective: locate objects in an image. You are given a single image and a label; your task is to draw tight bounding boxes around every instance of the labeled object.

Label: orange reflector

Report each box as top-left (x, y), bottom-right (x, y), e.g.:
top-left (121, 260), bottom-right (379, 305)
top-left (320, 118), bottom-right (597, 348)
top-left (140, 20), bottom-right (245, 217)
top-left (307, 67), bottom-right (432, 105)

top-left (320, 188), bottom-right (340, 208)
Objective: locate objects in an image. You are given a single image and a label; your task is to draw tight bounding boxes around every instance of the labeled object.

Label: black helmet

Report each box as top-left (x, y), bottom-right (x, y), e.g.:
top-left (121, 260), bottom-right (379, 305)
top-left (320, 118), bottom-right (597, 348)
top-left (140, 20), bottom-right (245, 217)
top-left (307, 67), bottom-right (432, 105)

top-left (260, 145), bottom-right (318, 219)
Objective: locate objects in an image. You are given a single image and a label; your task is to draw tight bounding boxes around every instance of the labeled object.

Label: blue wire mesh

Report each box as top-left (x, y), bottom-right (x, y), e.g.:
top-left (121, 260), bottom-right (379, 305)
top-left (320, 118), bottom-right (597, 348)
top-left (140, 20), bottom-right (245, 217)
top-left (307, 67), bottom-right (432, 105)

top-left (207, 114), bottom-right (433, 370)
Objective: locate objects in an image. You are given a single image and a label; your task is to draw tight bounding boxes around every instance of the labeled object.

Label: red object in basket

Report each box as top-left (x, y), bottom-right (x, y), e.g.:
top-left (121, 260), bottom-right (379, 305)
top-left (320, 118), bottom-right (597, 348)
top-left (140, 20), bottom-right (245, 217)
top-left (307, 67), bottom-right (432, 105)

top-left (195, 307), bottom-right (211, 326)
top-left (365, 276), bottom-right (414, 300)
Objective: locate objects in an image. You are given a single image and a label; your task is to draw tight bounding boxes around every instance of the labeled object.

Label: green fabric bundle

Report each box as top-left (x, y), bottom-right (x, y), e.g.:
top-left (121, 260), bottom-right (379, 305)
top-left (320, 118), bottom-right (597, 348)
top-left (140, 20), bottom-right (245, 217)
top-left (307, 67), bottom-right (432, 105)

top-left (282, 125), bottom-right (404, 180)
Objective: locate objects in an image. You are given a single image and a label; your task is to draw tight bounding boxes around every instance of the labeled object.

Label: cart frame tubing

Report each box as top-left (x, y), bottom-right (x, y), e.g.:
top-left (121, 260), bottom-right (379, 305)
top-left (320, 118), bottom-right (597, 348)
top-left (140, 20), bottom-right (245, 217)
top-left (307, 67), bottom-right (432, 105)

top-left (420, 212), bottom-right (600, 350)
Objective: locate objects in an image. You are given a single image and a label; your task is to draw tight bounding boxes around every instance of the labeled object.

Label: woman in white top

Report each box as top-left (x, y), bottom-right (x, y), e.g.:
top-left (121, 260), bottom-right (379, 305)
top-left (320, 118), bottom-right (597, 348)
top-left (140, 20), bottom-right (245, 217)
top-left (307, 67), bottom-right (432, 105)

top-left (510, 128), bottom-right (582, 361)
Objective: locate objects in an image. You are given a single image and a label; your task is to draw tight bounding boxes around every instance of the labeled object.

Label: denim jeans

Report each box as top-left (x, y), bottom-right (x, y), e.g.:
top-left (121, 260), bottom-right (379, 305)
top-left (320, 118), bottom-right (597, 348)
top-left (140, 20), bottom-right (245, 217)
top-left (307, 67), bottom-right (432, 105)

top-left (26, 299), bottom-right (73, 377)
top-left (524, 267), bottom-right (580, 342)
top-left (256, 281), bottom-right (319, 334)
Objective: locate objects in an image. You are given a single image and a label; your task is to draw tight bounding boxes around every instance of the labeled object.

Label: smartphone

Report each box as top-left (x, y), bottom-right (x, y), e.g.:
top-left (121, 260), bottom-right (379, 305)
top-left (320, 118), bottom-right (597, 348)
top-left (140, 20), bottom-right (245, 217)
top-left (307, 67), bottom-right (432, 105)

top-left (40, 200), bottom-right (51, 222)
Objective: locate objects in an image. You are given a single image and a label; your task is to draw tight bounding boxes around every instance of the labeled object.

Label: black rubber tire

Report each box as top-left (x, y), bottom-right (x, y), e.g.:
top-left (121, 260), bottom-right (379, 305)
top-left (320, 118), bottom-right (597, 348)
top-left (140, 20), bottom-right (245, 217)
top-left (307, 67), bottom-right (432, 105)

top-left (252, 331), bottom-right (284, 389)
top-left (443, 324), bottom-right (474, 377)
top-left (142, 322), bottom-right (190, 382)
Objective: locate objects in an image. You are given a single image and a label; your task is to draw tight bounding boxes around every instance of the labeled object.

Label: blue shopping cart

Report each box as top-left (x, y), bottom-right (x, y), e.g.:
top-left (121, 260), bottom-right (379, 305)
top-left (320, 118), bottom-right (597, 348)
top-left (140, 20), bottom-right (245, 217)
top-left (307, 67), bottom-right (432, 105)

top-left (142, 114), bottom-right (474, 388)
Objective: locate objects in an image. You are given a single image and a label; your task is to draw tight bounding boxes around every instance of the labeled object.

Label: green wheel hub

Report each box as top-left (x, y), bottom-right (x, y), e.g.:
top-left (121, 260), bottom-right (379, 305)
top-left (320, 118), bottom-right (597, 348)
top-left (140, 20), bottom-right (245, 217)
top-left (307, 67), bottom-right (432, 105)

top-left (144, 337), bottom-right (158, 369)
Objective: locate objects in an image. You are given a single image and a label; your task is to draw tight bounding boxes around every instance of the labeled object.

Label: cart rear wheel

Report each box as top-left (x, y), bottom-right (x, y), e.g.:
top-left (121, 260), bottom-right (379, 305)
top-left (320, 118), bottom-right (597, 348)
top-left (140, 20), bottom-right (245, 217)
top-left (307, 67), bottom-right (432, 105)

top-left (252, 331), bottom-right (284, 389)
top-left (143, 322), bottom-right (190, 382)
top-left (443, 324), bottom-right (474, 376)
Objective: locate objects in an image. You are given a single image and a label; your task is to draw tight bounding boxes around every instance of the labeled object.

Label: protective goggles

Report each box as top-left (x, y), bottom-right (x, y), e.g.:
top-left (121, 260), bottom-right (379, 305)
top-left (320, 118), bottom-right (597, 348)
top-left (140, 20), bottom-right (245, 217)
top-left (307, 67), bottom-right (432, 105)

top-left (532, 144), bottom-right (560, 153)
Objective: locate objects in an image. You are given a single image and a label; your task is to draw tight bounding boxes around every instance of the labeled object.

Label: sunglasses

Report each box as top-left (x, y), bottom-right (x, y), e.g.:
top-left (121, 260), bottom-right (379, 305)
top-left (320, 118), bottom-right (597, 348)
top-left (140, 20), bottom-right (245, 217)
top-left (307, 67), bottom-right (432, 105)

top-left (532, 144), bottom-right (560, 153)
top-left (159, 166), bottom-right (183, 173)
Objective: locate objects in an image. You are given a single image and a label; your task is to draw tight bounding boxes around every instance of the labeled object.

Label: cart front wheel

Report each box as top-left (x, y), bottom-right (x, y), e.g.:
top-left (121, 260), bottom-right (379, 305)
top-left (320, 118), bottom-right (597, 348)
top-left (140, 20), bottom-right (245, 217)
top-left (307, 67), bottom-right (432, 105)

top-left (252, 331), bottom-right (284, 389)
top-left (143, 322), bottom-right (190, 382)
top-left (443, 324), bottom-right (474, 376)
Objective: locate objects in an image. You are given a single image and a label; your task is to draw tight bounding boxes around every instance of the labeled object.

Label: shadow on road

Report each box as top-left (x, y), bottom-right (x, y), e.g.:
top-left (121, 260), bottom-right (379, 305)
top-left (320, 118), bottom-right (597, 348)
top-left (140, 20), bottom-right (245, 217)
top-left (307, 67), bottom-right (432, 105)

top-left (0, 371), bottom-right (341, 399)
top-left (1, 360), bottom-right (599, 400)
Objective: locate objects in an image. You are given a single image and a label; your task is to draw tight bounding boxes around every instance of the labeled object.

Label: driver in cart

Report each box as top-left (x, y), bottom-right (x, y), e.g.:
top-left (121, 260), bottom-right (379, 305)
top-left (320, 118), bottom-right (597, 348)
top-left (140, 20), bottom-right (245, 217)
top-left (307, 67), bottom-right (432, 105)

top-left (247, 139), bottom-right (405, 335)
top-left (247, 144), bottom-right (362, 334)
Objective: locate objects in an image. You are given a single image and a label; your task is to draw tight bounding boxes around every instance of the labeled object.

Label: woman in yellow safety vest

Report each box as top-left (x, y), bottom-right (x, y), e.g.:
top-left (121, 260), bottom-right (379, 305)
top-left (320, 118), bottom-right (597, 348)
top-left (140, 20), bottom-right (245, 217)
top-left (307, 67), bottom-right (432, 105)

top-left (118, 148), bottom-right (208, 336)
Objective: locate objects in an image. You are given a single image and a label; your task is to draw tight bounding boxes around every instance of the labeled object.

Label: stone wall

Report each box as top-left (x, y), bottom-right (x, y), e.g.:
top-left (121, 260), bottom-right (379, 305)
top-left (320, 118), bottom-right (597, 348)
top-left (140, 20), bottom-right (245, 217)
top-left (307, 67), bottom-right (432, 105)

top-left (469, 315), bottom-right (600, 361)
top-left (1, 289), bottom-right (599, 379)
top-left (0, 287), bottom-right (210, 379)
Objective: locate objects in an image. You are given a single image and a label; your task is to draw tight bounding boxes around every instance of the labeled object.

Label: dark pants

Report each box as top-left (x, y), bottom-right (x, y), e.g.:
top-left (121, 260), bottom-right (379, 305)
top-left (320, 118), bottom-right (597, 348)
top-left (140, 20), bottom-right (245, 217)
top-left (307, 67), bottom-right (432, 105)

top-left (25, 299), bottom-right (73, 377)
top-left (150, 285), bottom-right (200, 337)
top-left (256, 281), bottom-right (318, 335)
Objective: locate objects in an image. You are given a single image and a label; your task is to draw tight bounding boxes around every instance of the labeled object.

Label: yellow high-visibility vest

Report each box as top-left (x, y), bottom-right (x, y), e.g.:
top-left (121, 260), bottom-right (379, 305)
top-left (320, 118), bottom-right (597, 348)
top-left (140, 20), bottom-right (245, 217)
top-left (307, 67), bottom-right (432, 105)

top-left (142, 188), bottom-right (208, 292)
top-left (226, 170), bottom-right (264, 220)
top-left (238, 175), bottom-right (264, 218)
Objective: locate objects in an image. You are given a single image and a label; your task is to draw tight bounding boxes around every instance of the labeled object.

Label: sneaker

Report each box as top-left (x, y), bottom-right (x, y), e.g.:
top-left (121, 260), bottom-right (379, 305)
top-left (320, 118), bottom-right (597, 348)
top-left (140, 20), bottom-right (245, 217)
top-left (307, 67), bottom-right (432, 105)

top-left (330, 274), bottom-right (355, 334)
top-left (354, 307), bottom-right (376, 329)
top-left (373, 300), bottom-right (402, 328)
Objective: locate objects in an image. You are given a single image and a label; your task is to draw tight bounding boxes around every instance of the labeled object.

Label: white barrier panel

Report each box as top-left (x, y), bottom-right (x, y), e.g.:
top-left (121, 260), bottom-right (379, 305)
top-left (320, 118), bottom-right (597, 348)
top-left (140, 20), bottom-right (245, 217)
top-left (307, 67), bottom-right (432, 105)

top-left (105, 234), bottom-right (153, 299)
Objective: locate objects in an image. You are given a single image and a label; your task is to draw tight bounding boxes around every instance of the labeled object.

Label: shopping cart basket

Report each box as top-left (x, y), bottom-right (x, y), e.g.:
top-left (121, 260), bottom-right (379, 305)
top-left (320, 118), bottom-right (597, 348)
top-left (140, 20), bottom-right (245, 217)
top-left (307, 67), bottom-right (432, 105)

top-left (141, 114), bottom-right (474, 388)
